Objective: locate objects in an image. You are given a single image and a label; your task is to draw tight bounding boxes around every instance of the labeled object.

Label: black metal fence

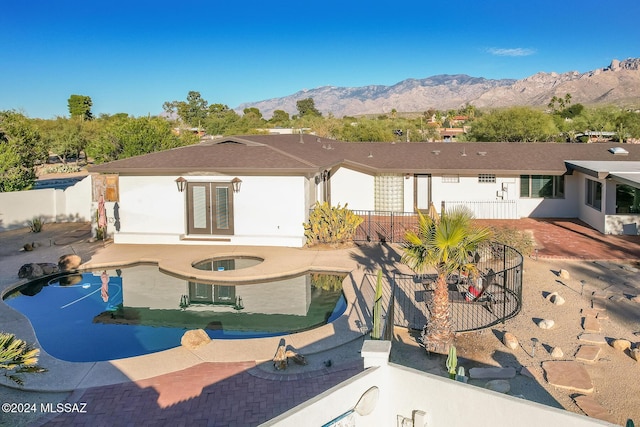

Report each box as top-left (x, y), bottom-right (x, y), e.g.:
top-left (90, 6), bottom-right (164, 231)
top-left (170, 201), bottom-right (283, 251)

top-left (352, 210), bottom-right (418, 244)
top-left (391, 242), bottom-right (523, 333)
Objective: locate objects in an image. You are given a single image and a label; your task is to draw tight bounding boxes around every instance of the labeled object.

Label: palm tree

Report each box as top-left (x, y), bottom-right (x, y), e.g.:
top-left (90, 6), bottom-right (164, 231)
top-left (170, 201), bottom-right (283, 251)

top-left (402, 208), bottom-right (492, 353)
top-left (0, 332), bottom-right (46, 385)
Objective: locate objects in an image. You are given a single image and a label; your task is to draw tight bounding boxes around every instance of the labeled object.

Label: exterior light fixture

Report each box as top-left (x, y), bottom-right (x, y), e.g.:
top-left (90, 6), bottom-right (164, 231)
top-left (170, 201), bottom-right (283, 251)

top-left (175, 177), bottom-right (187, 193)
top-left (231, 177), bottom-right (242, 193)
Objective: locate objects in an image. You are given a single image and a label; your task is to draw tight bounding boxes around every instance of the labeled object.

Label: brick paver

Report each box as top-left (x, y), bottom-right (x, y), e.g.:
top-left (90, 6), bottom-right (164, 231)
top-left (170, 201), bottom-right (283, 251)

top-left (40, 360), bottom-right (363, 426)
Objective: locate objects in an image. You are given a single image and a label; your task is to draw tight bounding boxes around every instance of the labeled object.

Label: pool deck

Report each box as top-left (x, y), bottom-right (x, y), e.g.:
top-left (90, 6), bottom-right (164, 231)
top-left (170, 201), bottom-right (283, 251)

top-left (0, 225), bottom-right (410, 393)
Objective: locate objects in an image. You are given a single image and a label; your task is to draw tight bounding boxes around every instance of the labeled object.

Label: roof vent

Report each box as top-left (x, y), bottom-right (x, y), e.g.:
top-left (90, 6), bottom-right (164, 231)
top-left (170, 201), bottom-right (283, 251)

top-left (432, 150), bottom-right (440, 155)
top-left (609, 146), bottom-right (628, 155)
top-left (478, 151), bottom-right (487, 156)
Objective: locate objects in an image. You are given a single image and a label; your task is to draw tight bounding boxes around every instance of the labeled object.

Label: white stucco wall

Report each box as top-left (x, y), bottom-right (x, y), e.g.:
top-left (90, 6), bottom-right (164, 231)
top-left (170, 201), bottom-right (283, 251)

top-left (0, 176), bottom-right (92, 231)
top-left (330, 167), bottom-right (375, 211)
top-left (114, 175), bottom-right (308, 247)
top-left (576, 173), bottom-right (606, 234)
top-left (268, 343), bottom-right (613, 427)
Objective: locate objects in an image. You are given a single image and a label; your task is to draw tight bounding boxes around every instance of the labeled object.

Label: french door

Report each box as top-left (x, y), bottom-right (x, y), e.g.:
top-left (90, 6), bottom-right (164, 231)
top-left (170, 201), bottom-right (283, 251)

top-left (186, 182), bottom-right (234, 235)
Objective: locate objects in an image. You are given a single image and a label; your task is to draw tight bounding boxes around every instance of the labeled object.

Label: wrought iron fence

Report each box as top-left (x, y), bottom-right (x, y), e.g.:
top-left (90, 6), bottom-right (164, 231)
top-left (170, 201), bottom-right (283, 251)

top-left (391, 242), bottom-right (523, 333)
top-left (352, 210), bottom-right (418, 244)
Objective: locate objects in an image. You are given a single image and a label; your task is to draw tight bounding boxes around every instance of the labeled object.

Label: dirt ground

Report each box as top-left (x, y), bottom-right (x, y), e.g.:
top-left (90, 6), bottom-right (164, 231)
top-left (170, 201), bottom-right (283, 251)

top-left (389, 256), bottom-right (640, 426)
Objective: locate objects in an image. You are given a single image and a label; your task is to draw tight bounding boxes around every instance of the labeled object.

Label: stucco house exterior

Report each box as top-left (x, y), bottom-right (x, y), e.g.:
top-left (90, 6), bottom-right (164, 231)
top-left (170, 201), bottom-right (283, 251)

top-left (88, 135), bottom-right (640, 247)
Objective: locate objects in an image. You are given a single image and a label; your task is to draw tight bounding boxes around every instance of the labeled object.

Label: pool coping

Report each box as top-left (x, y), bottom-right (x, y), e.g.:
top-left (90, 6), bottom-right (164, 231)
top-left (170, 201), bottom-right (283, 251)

top-left (0, 243), bottom-right (403, 392)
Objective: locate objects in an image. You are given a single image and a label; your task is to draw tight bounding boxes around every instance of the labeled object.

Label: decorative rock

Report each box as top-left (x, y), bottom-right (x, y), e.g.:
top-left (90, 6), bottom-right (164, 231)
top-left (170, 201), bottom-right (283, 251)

top-left (181, 329), bottom-right (211, 350)
top-left (558, 269), bottom-right (570, 279)
top-left (58, 254), bottom-right (82, 271)
top-left (485, 379), bottom-right (511, 394)
top-left (18, 263), bottom-right (43, 279)
top-left (549, 293), bottom-right (565, 306)
top-left (551, 347), bottom-right (564, 358)
top-left (611, 339), bottom-right (631, 352)
top-left (39, 263), bottom-right (59, 275)
top-left (538, 319), bottom-right (555, 329)
top-left (503, 332), bottom-right (519, 350)
top-left (630, 348), bottom-right (640, 362)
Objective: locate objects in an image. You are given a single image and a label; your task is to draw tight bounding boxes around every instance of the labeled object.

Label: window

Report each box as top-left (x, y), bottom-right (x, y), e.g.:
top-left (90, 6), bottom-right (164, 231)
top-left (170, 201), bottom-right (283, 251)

top-left (615, 184), bottom-right (640, 213)
top-left (585, 179), bottom-right (602, 211)
top-left (520, 175), bottom-right (564, 198)
top-left (441, 175), bottom-right (459, 183)
top-left (478, 174), bottom-right (496, 183)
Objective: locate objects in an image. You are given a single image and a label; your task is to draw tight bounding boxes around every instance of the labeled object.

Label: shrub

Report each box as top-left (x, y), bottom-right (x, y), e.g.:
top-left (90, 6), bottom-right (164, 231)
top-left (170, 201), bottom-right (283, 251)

top-left (0, 332), bottom-right (47, 386)
top-left (27, 217), bottom-right (44, 233)
top-left (303, 202), bottom-right (363, 246)
top-left (488, 225), bottom-right (535, 256)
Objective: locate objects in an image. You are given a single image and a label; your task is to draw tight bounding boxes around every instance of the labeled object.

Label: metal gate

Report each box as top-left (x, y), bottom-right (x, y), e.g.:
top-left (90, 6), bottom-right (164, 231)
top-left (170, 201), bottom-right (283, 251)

top-left (391, 242), bottom-right (523, 332)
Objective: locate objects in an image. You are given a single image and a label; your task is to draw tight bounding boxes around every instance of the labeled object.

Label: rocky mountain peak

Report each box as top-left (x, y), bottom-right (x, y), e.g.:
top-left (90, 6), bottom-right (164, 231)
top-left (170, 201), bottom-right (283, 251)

top-left (237, 58), bottom-right (640, 118)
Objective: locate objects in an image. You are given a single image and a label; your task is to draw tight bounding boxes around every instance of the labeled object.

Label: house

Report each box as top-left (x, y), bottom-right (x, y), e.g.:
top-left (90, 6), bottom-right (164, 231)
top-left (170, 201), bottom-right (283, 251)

top-left (88, 135), bottom-right (640, 247)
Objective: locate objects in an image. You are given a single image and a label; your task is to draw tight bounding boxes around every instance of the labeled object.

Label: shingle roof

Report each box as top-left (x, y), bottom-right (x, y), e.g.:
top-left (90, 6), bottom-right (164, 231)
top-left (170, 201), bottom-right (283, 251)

top-left (88, 134), bottom-right (640, 176)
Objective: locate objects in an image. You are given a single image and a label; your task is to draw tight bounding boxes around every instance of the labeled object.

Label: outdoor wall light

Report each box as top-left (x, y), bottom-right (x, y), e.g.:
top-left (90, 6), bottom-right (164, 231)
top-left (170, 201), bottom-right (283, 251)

top-left (175, 177), bottom-right (187, 193)
top-left (231, 177), bottom-right (242, 193)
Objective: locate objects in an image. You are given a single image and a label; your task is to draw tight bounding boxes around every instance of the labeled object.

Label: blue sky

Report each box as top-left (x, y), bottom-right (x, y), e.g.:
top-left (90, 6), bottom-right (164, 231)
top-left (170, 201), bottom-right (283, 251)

top-left (2, 0), bottom-right (639, 119)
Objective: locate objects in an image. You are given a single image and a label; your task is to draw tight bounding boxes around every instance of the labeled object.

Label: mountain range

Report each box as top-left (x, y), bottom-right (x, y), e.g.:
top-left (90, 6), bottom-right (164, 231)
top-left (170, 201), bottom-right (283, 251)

top-left (237, 58), bottom-right (640, 118)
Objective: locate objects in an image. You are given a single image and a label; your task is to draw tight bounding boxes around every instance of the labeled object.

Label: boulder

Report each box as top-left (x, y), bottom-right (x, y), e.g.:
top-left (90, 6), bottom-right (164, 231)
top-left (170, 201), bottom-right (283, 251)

top-left (549, 293), bottom-right (565, 306)
top-left (631, 295), bottom-right (640, 304)
top-left (39, 263), bottom-right (59, 275)
top-left (23, 243), bottom-right (34, 251)
top-left (610, 339), bottom-right (631, 352)
top-left (558, 269), bottom-right (570, 280)
top-left (18, 263), bottom-right (43, 279)
top-left (58, 254), bottom-right (82, 271)
top-left (503, 332), bottom-right (519, 350)
top-left (181, 329), bottom-right (211, 350)
top-left (551, 347), bottom-right (564, 358)
top-left (630, 348), bottom-right (640, 362)
top-left (538, 319), bottom-right (555, 330)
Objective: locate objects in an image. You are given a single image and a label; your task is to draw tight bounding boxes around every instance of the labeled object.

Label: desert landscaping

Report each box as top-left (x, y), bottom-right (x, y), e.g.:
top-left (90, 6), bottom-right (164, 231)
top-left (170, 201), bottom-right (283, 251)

top-left (0, 223), bottom-right (639, 426)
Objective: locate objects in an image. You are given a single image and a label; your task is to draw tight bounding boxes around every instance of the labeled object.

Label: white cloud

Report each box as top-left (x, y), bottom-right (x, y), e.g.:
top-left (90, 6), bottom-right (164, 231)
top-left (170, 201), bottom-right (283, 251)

top-left (486, 47), bottom-right (536, 57)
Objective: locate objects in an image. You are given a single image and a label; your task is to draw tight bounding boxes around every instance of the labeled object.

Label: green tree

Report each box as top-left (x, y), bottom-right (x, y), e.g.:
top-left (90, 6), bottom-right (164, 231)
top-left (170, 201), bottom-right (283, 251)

top-left (296, 97), bottom-right (322, 118)
top-left (87, 116), bottom-right (196, 163)
top-left (67, 94), bottom-right (93, 120)
top-left (203, 104), bottom-right (241, 136)
top-left (0, 111), bottom-right (47, 192)
top-left (401, 208), bottom-right (492, 353)
top-left (467, 107), bottom-right (558, 142)
top-left (165, 91), bottom-right (209, 128)
top-left (0, 332), bottom-right (46, 386)
top-left (270, 109), bottom-right (290, 126)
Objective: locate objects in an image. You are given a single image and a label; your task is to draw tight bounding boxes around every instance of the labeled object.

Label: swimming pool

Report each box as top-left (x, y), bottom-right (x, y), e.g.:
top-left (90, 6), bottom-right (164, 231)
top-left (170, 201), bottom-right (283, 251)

top-left (3, 265), bottom-right (347, 362)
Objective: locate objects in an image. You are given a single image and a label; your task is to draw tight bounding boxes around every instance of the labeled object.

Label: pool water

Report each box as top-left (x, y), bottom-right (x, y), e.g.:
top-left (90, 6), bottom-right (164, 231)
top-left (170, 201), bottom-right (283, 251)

top-left (4, 265), bottom-right (346, 362)
top-left (193, 256), bottom-right (263, 271)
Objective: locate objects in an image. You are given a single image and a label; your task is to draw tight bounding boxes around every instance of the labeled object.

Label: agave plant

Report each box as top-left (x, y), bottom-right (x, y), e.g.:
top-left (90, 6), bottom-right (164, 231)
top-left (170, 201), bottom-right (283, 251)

top-left (0, 332), bottom-right (47, 386)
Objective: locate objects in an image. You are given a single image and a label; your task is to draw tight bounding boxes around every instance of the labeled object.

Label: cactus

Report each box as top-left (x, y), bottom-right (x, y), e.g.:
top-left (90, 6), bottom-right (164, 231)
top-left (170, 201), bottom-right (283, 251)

top-left (446, 345), bottom-right (457, 379)
top-left (372, 270), bottom-right (383, 339)
top-left (303, 202), bottom-right (363, 246)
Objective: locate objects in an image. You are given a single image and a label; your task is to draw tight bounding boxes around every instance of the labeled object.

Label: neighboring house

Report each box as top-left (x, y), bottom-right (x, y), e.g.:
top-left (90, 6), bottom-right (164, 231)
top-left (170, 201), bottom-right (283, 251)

top-left (88, 135), bottom-right (640, 247)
